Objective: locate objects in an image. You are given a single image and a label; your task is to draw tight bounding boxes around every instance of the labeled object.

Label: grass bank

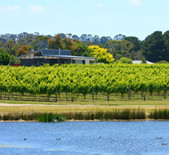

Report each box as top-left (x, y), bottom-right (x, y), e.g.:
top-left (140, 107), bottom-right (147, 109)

top-left (0, 109), bottom-right (146, 122)
top-left (1, 107), bottom-right (169, 122)
top-left (1, 100), bottom-right (169, 121)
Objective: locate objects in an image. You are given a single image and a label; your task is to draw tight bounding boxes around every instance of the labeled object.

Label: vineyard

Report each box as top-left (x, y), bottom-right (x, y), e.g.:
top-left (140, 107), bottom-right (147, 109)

top-left (0, 64), bottom-right (169, 102)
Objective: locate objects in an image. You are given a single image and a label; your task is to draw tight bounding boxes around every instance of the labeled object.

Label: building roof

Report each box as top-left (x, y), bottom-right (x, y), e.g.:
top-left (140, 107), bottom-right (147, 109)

top-left (132, 60), bottom-right (154, 64)
top-left (41, 49), bottom-right (71, 56)
top-left (17, 49), bottom-right (95, 60)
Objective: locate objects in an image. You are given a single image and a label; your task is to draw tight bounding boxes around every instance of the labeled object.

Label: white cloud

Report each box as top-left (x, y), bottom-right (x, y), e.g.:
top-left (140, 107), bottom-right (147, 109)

top-left (95, 2), bottom-right (105, 8)
top-left (0, 6), bottom-right (20, 13)
top-left (30, 6), bottom-right (44, 12)
top-left (127, 0), bottom-right (142, 5)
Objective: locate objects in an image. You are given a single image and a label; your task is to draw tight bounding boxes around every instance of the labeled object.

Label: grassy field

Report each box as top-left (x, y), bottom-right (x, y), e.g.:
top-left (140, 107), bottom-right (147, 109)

top-left (0, 100), bottom-right (169, 114)
top-left (0, 99), bottom-right (169, 121)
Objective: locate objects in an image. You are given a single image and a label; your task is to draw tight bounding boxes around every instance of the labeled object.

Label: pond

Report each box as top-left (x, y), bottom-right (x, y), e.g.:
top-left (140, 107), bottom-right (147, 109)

top-left (0, 121), bottom-right (169, 155)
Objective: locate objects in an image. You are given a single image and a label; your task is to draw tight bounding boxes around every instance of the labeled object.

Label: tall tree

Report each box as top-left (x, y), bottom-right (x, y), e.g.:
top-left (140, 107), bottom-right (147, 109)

top-left (48, 34), bottom-right (78, 55)
top-left (124, 36), bottom-right (141, 52)
top-left (0, 48), bottom-right (10, 65)
top-left (6, 39), bottom-right (15, 54)
top-left (75, 42), bottom-right (93, 57)
top-left (32, 35), bottom-right (49, 50)
top-left (141, 31), bottom-right (165, 62)
top-left (163, 31), bottom-right (169, 60)
top-left (48, 34), bottom-right (63, 49)
top-left (105, 40), bottom-right (134, 60)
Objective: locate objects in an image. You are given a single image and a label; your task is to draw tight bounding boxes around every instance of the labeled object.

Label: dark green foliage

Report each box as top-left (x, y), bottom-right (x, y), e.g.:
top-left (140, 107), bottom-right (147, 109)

top-left (163, 31), bottom-right (169, 59)
top-left (32, 35), bottom-right (49, 50)
top-left (141, 31), bottom-right (166, 62)
top-left (115, 57), bottom-right (132, 64)
top-left (141, 58), bottom-right (146, 63)
top-left (75, 43), bottom-right (93, 57)
top-left (0, 48), bottom-right (10, 65)
top-left (105, 40), bottom-right (134, 60)
top-left (10, 55), bottom-right (20, 65)
top-left (124, 36), bottom-right (141, 52)
top-left (157, 60), bottom-right (168, 64)
top-left (37, 113), bottom-right (66, 122)
top-left (95, 112), bottom-right (104, 120)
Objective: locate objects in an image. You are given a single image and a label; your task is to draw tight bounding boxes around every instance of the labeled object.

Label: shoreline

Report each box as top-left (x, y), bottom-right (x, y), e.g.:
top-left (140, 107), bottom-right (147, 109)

top-left (1, 119), bottom-right (169, 122)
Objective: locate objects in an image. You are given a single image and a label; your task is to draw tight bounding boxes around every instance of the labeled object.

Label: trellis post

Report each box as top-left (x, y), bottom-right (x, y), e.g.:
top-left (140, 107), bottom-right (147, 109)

top-left (56, 86), bottom-right (58, 102)
top-left (92, 86), bottom-right (94, 101)
top-left (0, 91), bottom-right (1, 100)
top-left (128, 86), bottom-right (131, 100)
top-left (164, 85), bottom-right (166, 100)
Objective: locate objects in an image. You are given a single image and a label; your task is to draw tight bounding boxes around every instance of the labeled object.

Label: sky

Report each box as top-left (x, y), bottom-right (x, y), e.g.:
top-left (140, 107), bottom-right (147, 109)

top-left (0, 0), bottom-right (169, 40)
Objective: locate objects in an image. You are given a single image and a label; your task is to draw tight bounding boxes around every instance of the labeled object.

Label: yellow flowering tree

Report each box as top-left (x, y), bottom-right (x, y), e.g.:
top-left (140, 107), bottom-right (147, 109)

top-left (88, 45), bottom-right (114, 63)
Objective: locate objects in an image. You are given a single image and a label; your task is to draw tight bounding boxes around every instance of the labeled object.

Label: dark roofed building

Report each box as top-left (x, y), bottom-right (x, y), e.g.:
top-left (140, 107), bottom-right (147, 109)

top-left (17, 49), bottom-right (96, 66)
top-left (40, 49), bottom-right (71, 56)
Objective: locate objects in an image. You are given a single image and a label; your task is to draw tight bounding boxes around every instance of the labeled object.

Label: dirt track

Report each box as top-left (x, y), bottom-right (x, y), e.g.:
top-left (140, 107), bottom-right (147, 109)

top-left (0, 103), bottom-right (100, 107)
top-left (0, 103), bottom-right (163, 108)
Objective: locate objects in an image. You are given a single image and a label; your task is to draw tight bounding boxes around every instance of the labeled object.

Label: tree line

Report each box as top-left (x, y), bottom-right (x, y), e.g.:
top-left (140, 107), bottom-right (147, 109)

top-left (0, 31), bottom-right (169, 65)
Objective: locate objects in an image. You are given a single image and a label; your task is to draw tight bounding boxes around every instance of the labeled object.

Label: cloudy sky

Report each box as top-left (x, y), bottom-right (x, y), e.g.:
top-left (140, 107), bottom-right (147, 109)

top-left (0, 0), bottom-right (169, 40)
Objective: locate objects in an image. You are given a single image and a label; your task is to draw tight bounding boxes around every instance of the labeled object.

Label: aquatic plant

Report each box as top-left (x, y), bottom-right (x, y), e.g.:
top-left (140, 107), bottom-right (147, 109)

top-left (63, 109), bottom-right (146, 120)
top-left (149, 109), bottom-right (169, 119)
top-left (37, 113), bottom-right (66, 122)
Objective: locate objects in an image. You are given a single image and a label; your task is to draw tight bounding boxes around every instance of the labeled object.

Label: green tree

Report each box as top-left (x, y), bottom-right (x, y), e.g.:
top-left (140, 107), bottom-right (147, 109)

top-left (141, 31), bottom-right (165, 62)
top-left (115, 57), bottom-right (132, 64)
top-left (75, 42), bottom-right (93, 57)
top-left (48, 34), bottom-right (63, 49)
top-left (163, 31), bottom-right (169, 60)
top-left (105, 40), bottom-right (134, 60)
top-left (10, 55), bottom-right (20, 65)
top-left (48, 34), bottom-right (78, 55)
top-left (32, 35), bottom-right (50, 50)
top-left (0, 48), bottom-right (10, 65)
top-left (124, 36), bottom-right (141, 52)
top-left (6, 39), bottom-right (20, 55)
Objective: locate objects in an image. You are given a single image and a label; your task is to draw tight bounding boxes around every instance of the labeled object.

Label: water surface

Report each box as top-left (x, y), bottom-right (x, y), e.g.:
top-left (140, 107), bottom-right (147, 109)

top-left (0, 121), bottom-right (169, 155)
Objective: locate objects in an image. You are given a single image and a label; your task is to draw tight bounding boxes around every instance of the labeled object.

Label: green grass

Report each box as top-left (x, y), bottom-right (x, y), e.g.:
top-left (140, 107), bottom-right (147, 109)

top-left (1, 99), bottom-right (169, 106)
top-left (37, 113), bottom-right (66, 122)
top-left (0, 99), bottom-right (169, 121)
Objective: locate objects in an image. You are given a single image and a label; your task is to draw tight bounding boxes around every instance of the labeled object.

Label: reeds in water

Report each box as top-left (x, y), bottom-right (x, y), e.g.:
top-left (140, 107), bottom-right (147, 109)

top-left (64, 109), bottom-right (146, 120)
top-left (1, 113), bottom-right (39, 121)
top-left (37, 113), bottom-right (66, 122)
top-left (0, 113), bottom-right (66, 122)
top-left (149, 109), bottom-right (169, 119)
top-left (0, 109), bottom-right (147, 121)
